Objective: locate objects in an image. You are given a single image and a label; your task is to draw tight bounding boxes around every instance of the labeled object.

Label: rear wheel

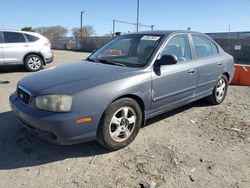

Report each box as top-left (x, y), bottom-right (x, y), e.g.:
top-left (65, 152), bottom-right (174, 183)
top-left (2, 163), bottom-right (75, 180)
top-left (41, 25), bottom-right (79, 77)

top-left (206, 74), bottom-right (228, 105)
top-left (97, 98), bottom-right (142, 150)
top-left (24, 54), bottom-right (43, 72)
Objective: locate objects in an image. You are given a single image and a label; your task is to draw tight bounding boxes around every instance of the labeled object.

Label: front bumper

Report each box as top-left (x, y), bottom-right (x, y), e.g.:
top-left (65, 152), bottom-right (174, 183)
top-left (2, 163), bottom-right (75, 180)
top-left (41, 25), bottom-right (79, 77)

top-left (9, 92), bottom-right (98, 145)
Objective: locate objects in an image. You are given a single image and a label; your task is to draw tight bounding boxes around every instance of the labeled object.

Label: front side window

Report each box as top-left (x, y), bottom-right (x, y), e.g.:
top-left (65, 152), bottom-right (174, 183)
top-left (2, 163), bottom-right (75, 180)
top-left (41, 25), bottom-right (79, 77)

top-left (192, 35), bottom-right (213, 58)
top-left (3, 32), bottom-right (26, 43)
top-left (160, 34), bottom-right (191, 62)
top-left (89, 35), bottom-right (162, 67)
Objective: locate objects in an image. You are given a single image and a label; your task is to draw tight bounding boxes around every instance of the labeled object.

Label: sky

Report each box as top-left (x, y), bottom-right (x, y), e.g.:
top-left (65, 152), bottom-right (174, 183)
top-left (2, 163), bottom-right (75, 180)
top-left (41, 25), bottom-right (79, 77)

top-left (0, 0), bottom-right (250, 36)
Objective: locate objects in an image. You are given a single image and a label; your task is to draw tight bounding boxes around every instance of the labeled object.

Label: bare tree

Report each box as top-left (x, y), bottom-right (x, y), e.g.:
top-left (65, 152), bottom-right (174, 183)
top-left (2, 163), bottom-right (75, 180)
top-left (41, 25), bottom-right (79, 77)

top-left (35, 26), bottom-right (68, 39)
top-left (72, 25), bottom-right (95, 38)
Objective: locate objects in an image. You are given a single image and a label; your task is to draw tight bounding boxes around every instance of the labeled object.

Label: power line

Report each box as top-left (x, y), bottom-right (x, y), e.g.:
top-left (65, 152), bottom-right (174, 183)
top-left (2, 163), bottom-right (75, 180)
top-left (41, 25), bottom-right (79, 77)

top-left (84, 13), bottom-right (111, 22)
top-left (83, 11), bottom-right (155, 34)
top-left (112, 19), bottom-right (154, 36)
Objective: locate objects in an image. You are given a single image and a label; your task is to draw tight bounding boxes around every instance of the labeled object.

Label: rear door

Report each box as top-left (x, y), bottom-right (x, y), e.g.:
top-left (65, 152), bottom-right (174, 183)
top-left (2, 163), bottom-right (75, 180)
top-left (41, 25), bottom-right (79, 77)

top-left (151, 34), bottom-right (197, 114)
top-left (191, 34), bottom-right (220, 97)
top-left (0, 32), bottom-right (4, 65)
top-left (2, 31), bottom-right (28, 64)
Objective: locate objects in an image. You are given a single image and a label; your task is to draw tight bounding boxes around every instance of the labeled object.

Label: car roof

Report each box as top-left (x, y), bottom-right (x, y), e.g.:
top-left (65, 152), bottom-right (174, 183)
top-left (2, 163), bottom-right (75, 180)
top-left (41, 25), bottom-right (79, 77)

top-left (0, 30), bottom-right (42, 37)
top-left (126, 30), bottom-right (205, 36)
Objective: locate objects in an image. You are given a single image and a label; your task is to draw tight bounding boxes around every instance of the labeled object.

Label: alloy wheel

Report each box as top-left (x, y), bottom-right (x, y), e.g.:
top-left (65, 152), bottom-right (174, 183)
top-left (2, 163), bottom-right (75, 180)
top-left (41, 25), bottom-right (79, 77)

top-left (28, 57), bottom-right (42, 70)
top-left (216, 79), bottom-right (226, 101)
top-left (109, 106), bottom-right (137, 142)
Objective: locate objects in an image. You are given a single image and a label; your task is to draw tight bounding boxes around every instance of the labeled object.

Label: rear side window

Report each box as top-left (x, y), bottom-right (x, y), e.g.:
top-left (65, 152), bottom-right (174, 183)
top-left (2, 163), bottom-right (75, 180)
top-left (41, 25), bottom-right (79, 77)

top-left (211, 42), bottom-right (219, 55)
top-left (192, 35), bottom-right (213, 58)
top-left (3, 32), bottom-right (26, 43)
top-left (25, 34), bottom-right (39, 42)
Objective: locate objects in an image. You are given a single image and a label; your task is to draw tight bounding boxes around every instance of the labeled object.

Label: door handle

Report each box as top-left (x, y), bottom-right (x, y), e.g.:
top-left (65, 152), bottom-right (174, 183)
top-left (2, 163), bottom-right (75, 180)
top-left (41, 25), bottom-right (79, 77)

top-left (217, 62), bottom-right (222, 66)
top-left (188, 69), bottom-right (195, 74)
top-left (23, 44), bottom-right (29, 47)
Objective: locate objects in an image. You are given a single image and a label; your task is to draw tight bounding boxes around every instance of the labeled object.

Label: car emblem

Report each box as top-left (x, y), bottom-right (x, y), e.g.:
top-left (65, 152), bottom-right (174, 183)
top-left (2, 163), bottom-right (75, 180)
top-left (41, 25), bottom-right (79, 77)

top-left (20, 93), bottom-right (24, 99)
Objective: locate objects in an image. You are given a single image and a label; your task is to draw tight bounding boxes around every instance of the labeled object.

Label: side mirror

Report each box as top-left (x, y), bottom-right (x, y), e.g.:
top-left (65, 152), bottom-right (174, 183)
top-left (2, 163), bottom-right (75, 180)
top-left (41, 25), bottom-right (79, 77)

top-left (115, 32), bottom-right (121, 36)
top-left (157, 54), bottom-right (178, 66)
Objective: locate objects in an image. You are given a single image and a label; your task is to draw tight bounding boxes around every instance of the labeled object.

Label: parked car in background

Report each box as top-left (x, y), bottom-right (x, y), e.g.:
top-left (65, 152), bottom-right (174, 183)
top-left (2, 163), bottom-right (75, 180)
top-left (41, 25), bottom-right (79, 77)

top-left (0, 30), bottom-right (53, 71)
top-left (10, 30), bottom-right (234, 150)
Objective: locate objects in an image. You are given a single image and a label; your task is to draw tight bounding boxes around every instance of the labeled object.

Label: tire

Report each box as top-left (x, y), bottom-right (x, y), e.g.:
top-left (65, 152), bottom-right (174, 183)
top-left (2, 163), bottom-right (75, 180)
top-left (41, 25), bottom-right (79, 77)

top-left (205, 74), bottom-right (229, 105)
top-left (24, 54), bottom-right (44, 72)
top-left (97, 98), bottom-right (142, 150)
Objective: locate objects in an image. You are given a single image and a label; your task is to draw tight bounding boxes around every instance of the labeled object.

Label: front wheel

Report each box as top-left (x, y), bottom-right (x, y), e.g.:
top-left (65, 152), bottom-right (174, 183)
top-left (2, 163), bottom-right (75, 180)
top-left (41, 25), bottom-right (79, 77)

top-left (205, 74), bottom-right (229, 105)
top-left (97, 98), bottom-right (142, 150)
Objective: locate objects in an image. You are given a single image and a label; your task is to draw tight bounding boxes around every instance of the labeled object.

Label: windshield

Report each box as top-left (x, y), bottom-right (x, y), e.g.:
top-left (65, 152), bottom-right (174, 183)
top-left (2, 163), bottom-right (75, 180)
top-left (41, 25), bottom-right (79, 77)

top-left (88, 34), bottom-right (162, 67)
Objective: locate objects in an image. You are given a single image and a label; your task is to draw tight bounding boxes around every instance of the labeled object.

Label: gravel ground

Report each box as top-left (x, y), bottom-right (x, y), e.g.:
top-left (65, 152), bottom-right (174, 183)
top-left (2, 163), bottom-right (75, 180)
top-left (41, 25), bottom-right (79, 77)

top-left (0, 50), bottom-right (249, 188)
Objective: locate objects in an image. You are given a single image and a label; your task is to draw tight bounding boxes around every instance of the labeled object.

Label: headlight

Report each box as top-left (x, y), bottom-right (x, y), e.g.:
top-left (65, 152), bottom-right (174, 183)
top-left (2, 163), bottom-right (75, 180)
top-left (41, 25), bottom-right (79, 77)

top-left (35, 95), bottom-right (73, 112)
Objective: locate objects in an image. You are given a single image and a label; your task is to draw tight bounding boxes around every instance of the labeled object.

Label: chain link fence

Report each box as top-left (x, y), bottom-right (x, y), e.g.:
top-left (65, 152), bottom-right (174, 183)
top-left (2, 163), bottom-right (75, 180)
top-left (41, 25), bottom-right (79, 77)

top-left (207, 32), bottom-right (250, 64)
top-left (51, 36), bottom-right (111, 52)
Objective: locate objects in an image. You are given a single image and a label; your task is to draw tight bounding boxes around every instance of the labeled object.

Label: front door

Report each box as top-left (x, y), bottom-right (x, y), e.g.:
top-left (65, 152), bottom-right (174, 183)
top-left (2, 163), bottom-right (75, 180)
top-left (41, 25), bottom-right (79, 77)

top-left (151, 34), bottom-right (197, 115)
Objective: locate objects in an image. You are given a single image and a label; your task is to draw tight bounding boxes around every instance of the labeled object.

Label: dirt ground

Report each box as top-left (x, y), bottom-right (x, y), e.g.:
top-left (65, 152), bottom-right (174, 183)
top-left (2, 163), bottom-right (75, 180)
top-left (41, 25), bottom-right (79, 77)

top-left (0, 50), bottom-right (249, 188)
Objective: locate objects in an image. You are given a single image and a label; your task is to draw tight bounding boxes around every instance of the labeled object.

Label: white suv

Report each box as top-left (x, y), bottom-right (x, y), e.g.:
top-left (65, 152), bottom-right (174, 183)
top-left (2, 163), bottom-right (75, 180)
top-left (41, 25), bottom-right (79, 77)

top-left (0, 30), bottom-right (53, 71)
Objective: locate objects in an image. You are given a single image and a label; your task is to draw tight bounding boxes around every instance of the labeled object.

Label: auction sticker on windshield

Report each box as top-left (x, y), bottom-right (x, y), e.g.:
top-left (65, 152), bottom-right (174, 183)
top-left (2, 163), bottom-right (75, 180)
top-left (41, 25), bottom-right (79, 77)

top-left (141, 36), bottom-right (160, 41)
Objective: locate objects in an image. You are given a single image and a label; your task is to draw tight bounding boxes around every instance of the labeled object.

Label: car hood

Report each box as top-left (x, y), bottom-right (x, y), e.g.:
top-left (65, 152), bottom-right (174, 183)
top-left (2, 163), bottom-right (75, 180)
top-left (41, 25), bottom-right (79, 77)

top-left (19, 61), bottom-right (143, 95)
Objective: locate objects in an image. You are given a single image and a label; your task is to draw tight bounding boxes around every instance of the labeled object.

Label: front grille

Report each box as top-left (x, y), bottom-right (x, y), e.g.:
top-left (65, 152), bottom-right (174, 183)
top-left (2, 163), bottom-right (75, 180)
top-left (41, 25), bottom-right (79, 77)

top-left (17, 86), bottom-right (31, 104)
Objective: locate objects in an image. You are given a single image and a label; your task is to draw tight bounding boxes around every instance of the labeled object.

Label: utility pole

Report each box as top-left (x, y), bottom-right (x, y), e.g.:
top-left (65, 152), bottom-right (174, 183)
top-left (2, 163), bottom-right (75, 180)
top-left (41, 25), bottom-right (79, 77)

top-left (80, 11), bottom-right (85, 49)
top-left (136, 0), bottom-right (140, 32)
top-left (113, 20), bottom-right (115, 37)
top-left (228, 24), bottom-right (231, 54)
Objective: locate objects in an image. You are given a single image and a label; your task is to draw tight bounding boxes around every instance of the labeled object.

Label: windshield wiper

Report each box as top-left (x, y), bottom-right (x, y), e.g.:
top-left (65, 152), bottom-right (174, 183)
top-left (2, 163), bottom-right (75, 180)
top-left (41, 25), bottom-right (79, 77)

top-left (86, 57), bottom-right (99, 63)
top-left (87, 57), bottom-right (126, 67)
top-left (98, 59), bottom-right (126, 67)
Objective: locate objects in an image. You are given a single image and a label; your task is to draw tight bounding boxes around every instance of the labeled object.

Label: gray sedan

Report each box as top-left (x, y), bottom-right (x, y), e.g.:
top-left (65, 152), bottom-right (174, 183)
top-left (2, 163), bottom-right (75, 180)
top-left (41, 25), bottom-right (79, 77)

top-left (9, 30), bottom-right (234, 150)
